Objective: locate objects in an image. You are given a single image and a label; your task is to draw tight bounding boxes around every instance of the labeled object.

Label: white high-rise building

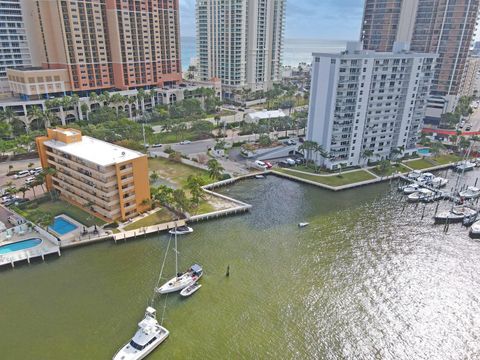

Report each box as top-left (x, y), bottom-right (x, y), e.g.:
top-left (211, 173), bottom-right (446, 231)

top-left (0, 0), bottom-right (33, 95)
top-left (196, 0), bottom-right (285, 98)
top-left (307, 42), bottom-right (436, 170)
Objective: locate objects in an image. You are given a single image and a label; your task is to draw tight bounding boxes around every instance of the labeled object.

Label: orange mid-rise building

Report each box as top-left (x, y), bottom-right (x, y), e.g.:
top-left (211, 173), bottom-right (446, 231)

top-left (9, 0), bottom-right (182, 98)
top-left (36, 128), bottom-right (151, 222)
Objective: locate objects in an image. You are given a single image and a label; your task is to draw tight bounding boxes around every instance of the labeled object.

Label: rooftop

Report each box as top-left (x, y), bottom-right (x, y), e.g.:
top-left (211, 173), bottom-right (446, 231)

top-left (247, 109), bottom-right (286, 120)
top-left (44, 136), bottom-right (145, 167)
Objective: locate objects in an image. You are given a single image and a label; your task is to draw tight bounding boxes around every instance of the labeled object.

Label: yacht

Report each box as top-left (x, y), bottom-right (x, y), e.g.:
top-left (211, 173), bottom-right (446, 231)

top-left (168, 226), bottom-right (193, 235)
top-left (156, 264), bottom-right (203, 294)
top-left (430, 177), bottom-right (449, 188)
top-left (454, 161), bottom-right (475, 172)
top-left (407, 170), bottom-right (422, 179)
top-left (402, 183), bottom-right (421, 194)
top-left (434, 206), bottom-right (478, 224)
top-left (407, 188), bottom-right (434, 202)
top-left (180, 282), bottom-right (202, 297)
top-left (113, 307), bottom-right (169, 360)
top-left (469, 220), bottom-right (480, 238)
top-left (417, 172), bottom-right (434, 184)
top-left (459, 186), bottom-right (480, 199)
top-left (298, 222), bottom-right (309, 227)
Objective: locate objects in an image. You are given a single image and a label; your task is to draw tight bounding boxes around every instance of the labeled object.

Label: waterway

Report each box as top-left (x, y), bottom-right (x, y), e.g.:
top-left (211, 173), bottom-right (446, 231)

top-left (1, 174), bottom-right (480, 359)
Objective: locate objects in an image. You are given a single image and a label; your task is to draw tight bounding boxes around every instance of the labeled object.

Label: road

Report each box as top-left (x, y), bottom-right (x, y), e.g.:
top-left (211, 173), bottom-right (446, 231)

top-left (469, 106), bottom-right (480, 131)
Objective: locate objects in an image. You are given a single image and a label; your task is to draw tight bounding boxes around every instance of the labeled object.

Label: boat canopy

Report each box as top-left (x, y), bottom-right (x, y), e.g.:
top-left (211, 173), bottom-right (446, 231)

top-left (191, 264), bottom-right (203, 275)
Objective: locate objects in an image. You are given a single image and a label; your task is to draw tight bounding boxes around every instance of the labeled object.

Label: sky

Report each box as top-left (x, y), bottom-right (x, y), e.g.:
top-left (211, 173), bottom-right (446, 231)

top-left (179, 0), bottom-right (364, 40)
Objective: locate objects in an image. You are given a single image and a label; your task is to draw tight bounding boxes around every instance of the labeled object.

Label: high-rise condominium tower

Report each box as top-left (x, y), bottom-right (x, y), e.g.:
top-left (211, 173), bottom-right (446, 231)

top-left (361, 0), bottom-right (479, 114)
top-left (0, 0), bottom-right (34, 94)
top-left (307, 42), bottom-right (436, 169)
top-left (7, 0), bottom-right (181, 98)
top-left (196, 0), bottom-right (285, 97)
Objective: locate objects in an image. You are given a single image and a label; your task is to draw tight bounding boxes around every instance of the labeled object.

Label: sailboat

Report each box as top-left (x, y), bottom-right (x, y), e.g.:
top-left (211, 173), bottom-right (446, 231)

top-left (155, 229), bottom-right (203, 294)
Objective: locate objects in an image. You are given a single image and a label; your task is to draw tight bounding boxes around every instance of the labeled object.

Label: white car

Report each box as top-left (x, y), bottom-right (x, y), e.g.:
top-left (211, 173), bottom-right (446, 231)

top-left (179, 140), bottom-right (192, 145)
top-left (254, 160), bottom-right (268, 169)
top-left (13, 170), bottom-right (30, 179)
top-left (286, 139), bottom-right (297, 145)
top-left (286, 158), bottom-right (296, 165)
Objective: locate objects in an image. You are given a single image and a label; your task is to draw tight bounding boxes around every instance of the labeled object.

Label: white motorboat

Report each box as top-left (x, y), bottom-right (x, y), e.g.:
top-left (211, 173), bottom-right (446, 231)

top-left (407, 188), bottom-right (434, 202)
top-left (180, 282), bottom-right (202, 297)
top-left (430, 177), bottom-right (449, 188)
top-left (156, 264), bottom-right (203, 294)
top-left (417, 172), bottom-right (434, 184)
top-left (402, 183), bottom-right (421, 194)
top-left (470, 220), bottom-right (480, 238)
top-left (434, 205), bottom-right (478, 224)
top-left (454, 161), bottom-right (475, 172)
top-left (255, 175), bottom-right (265, 179)
top-left (298, 222), bottom-right (309, 227)
top-left (407, 170), bottom-right (422, 179)
top-left (113, 307), bottom-right (169, 360)
top-left (168, 226), bottom-right (193, 235)
top-left (459, 186), bottom-right (480, 199)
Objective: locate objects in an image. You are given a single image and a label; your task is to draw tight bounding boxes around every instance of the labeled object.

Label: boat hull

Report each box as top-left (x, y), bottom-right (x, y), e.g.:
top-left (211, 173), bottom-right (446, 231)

top-left (180, 283), bottom-right (202, 297)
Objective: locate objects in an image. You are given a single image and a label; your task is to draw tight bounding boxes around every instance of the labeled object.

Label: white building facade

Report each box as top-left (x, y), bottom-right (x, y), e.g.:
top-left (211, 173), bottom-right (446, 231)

top-left (0, 0), bottom-right (33, 95)
top-left (195, 0), bottom-right (285, 97)
top-left (307, 42), bottom-right (436, 170)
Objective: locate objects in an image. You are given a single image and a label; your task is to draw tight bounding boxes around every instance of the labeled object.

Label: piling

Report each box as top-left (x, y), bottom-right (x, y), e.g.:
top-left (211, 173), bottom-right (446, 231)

top-left (226, 265), bottom-right (230, 277)
top-left (421, 204), bottom-right (426, 220)
top-left (434, 202), bottom-right (440, 216)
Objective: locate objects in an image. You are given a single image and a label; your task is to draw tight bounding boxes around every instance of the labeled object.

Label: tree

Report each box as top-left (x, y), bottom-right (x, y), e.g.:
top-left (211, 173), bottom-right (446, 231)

top-left (337, 162), bottom-right (348, 176)
top-left (207, 159), bottom-right (224, 180)
top-left (30, 210), bottom-right (54, 228)
top-left (377, 159), bottom-right (391, 175)
top-left (150, 171), bottom-right (159, 184)
top-left (18, 185), bottom-right (29, 199)
top-left (153, 185), bottom-right (174, 206)
top-left (172, 189), bottom-right (190, 213)
top-left (186, 175), bottom-right (206, 207)
top-left (361, 149), bottom-right (374, 166)
top-left (258, 134), bottom-right (272, 147)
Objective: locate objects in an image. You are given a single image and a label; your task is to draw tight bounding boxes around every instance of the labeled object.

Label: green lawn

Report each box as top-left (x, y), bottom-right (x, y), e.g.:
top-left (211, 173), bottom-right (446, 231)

top-left (370, 163), bottom-right (411, 176)
top-left (150, 131), bottom-right (213, 144)
top-left (403, 154), bottom-right (462, 170)
top-left (123, 208), bottom-right (176, 231)
top-left (149, 157), bottom-right (210, 187)
top-left (191, 199), bottom-right (215, 215)
top-left (276, 169), bottom-right (376, 187)
top-left (15, 199), bottom-right (105, 227)
top-left (403, 159), bottom-right (434, 170)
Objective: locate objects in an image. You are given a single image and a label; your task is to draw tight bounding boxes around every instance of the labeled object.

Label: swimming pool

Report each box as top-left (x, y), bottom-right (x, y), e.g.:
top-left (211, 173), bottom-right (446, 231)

top-left (49, 216), bottom-right (78, 235)
top-left (0, 238), bottom-right (42, 255)
top-left (418, 148), bottom-right (431, 155)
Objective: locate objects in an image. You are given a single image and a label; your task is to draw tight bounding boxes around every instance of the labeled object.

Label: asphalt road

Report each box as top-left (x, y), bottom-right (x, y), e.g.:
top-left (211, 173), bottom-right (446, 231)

top-left (468, 107), bottom-right (480, 131)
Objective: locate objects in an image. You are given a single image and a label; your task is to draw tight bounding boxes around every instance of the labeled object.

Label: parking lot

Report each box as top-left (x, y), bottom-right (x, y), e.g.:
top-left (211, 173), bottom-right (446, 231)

top-left (0, 158), bottom-right (45, 201)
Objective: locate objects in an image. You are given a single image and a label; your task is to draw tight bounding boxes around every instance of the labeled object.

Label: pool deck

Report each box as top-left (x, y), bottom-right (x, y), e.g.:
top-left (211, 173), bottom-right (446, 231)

top-left (0, 229), bottom-right (60, 268)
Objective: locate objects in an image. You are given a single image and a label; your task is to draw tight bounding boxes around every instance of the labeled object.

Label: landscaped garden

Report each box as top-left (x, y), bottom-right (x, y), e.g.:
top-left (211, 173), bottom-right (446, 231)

top-left (370, 162), bottom-right (411, 176)
top-left (403, 154), bottom-right (462, 170)
top-left (123, 208), bottom-right (176, 231)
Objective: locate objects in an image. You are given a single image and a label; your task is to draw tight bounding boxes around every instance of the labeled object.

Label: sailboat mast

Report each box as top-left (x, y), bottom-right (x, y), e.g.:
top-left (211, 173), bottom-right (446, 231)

top-left (175, 229), bottom-right (178, 276)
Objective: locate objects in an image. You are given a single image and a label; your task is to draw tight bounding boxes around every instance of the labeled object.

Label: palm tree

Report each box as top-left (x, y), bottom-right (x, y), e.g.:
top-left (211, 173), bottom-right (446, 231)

top-left (18, 185), bottom-right (29, 199)
top-left (172, 189), bottom-right (190, 213)
top-left (27, 106), bottom-right (44, 130)
top-left (186, 175), bottom-right (205, 207)
top-left (361, 149), bottom-right (374, 166)
top-left (80, 103), bottom-right (90, 121)
top-left (207, 159), bottom-right (224, 180)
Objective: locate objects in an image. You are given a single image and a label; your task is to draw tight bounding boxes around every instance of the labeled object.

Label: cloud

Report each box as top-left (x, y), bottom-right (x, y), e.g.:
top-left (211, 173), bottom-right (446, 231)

top-left (179, 0), bottom-right (363, 39)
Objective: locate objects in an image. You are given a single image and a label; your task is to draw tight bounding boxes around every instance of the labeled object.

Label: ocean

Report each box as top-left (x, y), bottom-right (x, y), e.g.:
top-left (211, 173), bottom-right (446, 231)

top-left (180, 36), bottom-right (347, 70)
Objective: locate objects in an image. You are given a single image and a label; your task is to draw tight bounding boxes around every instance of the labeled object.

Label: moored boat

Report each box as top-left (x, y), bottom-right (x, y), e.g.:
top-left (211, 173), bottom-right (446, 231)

top-left (430, 177), bottom-right (449, 188)
top-left (407, 188), bottom-right (434, 202)
top-left (156, 264), bottom-right (203, 294)
top-left (180, 282), bottom-right (202, 297)
top-left (469, 220), bottom-right (480, 238)
top-left (459, 186), bottom-right (480, 200)
top-left (402, 183), bottom-right (421, 194)
top-left (255, 175), bottom-right (265, 179)
top-left (113, 307), bottom-right (169, 360)
top-left (434, 206), bottom-right (478, 224)
top-left (407, 170), bottom-right (422, 179)
top-left (298, 222), bottom-right (309, 227)
top-left (454, 161), bottom-right (475, 172)
top-left (168, 226), bottom-right (193, 235)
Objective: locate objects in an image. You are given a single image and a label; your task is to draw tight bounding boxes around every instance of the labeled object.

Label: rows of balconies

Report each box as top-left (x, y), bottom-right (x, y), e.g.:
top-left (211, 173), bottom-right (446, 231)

top-left (47, 158), bottom-right (118, 190)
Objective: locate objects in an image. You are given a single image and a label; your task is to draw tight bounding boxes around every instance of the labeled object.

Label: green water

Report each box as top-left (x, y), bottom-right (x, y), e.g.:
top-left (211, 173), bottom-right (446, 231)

top-left (1, 176), bottom-right (480, 359)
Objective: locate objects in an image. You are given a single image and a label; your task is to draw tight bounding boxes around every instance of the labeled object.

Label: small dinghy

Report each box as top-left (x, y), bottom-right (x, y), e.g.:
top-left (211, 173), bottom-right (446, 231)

top-left (180, 282), bottom-right (202, 297)
top-left (168, 225), bottom-right (193, 235)
top-left (255, 174), bottom-right (265, 179)
top-left (298, 222), bottom-right (309, 228)
top-left (470, 220), bottom-right (480, 238)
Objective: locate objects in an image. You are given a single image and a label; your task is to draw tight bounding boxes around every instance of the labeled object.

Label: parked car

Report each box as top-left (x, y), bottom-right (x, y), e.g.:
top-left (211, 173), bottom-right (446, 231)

top-left (1, 195), bottom-right (14, 204)
top-left (285, 158), bottom-right (296, 165)
top-left (263, 161), bottom-right (273, 169)
top-left (465, 125), bottom-right (472, 131)
top-left (151, 143), bottom-right (162, 148)
top-left (179, 140), bottom-right (192, 145)
top-left (279, 160), bottom-right (291, 168)
top-left (25, 177), bottom-right (35, 184)
top-left (3, 197), bottom-right (28, 206)
top-left (286, 139), bottom-right (297, 145)
top-left (254, 160), bottom-right (268, 169)
top-left (295, 158), bottom-right (304, 165)
top-left (13, 170), bottom-right (30, 179)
